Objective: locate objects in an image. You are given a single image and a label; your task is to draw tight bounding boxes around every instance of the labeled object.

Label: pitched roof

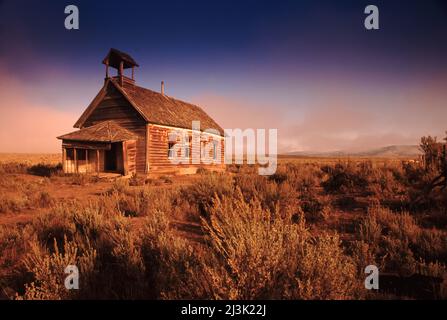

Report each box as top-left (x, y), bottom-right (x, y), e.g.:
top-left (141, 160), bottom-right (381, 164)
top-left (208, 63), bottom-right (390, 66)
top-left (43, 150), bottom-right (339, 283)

top-left (57, 120), bottom-right (137, 142)
top-left (102, 48), bottom-right (139, 69)
top-left (74, 79), bottom-right (224, 135)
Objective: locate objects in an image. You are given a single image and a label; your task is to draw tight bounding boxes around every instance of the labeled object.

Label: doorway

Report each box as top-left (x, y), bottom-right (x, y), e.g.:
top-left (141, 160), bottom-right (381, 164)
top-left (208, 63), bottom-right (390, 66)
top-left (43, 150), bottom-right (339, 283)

top-left (105, 142), bottom-right (123, 173)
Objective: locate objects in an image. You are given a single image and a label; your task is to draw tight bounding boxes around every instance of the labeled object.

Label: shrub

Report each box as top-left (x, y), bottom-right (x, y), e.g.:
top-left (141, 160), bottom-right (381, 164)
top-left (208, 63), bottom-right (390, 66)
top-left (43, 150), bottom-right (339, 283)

top-left (358, 205), bottom-right (447, 278)
top-left (18, 202), bottom-right (151, 299)
top-left (35, 191), bottom-right (55, 208)
top-left (0, 224), bottom-right (35, 297)
top-left (140, 210), bottom-right (210, 299)
top-left (105, 187), bottom-right (176, 217)
top-left (93, 218), bottom-right (148, 299)
top-left (349, 240), bottom-right (378, 275)
top-left (201, 190), bottom-right (362, 299)
top-left (359, 210), bottom-right (382, 245)
top-left (28, 163), bottom-right (63, 177)
top-left (0, 194), bottom-right (29, 213)
top-left (293, 234), bottom-right (361, 299)
top-left (0, 162), bottom-right (29, 174)
top-left (196, 167), bottom-right (210, 175)
top-left (182, 173), bottom-right (234, 216)
top-left (414, 228), bottom-right (447, 263)
top-left (109, 178), bottom-right (130, 193)
top-left (69, 173), bottom-right (98, 186)
top-left (235, 175), bottom-right (301, 218)
top-left (322, 162), bottom-right (369, 194)
top-left (3, 157), bottom-right (447, 300)
top-left (128, 173), bottom-right (146, 186)
top-left (18, 237), bottom-right (97, 300)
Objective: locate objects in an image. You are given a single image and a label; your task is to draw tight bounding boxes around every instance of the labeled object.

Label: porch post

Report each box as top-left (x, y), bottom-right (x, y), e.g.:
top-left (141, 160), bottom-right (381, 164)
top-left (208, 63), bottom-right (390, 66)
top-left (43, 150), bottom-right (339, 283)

top-left (123, 141), bottom-right (128, 175)
top-left (85, 149), bottom-right (89, 173)
top-left (119, 61), bottom-right (124, 86)
top-left (96, 149), bottom-right (100, 175)
top-left (74, 148), bottom-right (78, 173)
top-left (105, 62), bottom-right (109, 78)
top-left (62, 147), bottom-right (66, 173)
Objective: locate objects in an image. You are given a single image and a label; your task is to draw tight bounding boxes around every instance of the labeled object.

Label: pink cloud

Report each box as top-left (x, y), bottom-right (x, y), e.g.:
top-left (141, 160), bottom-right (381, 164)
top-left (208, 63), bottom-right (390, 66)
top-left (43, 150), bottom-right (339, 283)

top-left (0, 72), bottom-right (77, 153)
top-left (192, 79), bottom-right (447, 153)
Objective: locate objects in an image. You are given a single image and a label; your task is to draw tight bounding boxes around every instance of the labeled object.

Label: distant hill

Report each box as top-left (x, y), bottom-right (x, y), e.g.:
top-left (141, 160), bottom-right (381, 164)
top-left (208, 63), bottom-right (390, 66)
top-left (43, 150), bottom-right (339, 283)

top-left (286, 145), bottom-right (422, 158)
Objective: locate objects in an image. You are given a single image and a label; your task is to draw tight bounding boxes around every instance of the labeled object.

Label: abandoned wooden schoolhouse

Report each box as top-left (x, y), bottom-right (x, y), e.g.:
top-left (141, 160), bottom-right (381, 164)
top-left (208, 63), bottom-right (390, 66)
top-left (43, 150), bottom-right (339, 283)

top-left (57, 48), bottom-right (225, 175)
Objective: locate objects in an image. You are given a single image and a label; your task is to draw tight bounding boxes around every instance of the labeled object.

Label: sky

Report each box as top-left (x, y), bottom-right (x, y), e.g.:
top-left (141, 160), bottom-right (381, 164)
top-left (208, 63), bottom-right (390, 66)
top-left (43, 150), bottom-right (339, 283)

top-left (0, 0), bottom-right (446, 153)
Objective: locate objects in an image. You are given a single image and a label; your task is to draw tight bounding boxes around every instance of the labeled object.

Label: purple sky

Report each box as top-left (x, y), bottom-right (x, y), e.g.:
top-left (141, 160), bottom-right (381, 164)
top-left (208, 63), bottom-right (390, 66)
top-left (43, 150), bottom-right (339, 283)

top-left (1, 0), bottom-right (447, 153)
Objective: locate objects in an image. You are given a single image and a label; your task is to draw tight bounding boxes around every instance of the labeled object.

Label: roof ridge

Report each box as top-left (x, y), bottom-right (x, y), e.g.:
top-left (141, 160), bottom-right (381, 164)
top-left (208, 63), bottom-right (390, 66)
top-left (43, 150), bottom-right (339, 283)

top-left (129, 82), bottom-right (202, 109)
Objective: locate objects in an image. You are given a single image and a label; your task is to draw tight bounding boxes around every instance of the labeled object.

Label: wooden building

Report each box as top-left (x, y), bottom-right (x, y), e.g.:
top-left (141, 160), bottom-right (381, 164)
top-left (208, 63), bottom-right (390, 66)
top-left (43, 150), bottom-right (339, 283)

top-left (58, 48), bottom-right (225, 175)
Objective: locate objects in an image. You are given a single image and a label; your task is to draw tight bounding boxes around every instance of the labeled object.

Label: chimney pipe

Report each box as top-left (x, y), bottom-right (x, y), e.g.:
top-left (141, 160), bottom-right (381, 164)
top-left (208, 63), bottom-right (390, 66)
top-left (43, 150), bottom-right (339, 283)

top-left (119, 61), bottom-right (124, 86)
top-left (161, 81), bottom-right (165, 95)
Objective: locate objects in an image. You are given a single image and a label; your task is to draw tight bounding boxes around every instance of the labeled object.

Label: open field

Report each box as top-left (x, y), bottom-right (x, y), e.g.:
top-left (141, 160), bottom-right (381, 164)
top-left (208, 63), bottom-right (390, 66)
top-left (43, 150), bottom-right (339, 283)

top-left (278, 155), bottom-right (419, 165)
top-left (0, 153), bottom-right (446, 300)
top-left (0, 153), bottom-right (61, 165)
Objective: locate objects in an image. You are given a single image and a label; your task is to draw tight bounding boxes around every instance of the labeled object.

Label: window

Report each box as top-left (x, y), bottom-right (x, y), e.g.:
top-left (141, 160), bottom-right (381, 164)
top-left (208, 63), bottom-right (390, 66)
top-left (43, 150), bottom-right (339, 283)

top-left (168, 142), bottom-right (175, 158)
top-left (184, 137), bottom-right (191, 158)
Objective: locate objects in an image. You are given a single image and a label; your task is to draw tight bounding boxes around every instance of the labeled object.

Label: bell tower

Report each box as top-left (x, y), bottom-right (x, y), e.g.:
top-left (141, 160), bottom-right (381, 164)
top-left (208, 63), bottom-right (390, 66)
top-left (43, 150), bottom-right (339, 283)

top-left (102, 48), bottom-right (139, 86)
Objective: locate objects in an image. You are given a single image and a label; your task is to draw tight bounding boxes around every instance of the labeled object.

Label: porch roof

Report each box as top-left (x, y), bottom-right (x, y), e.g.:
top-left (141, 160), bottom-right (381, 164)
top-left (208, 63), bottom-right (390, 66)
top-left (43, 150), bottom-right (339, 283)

top-left (57, 120), bottom-right (137, 143)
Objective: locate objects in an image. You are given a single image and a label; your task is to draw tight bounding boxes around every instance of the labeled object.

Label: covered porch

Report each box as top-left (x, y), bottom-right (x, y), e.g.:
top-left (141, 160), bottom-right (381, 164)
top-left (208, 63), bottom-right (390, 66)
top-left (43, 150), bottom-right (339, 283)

top-left (57, 121), bottom-right (137, 176)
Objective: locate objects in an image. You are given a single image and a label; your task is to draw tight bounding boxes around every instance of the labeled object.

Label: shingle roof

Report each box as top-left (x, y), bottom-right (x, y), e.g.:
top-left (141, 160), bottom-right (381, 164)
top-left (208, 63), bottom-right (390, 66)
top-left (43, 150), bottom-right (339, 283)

top-left (74, 78), bottom-right (224, 135)
top-left (116, 80), bottom-right (224, 135)
top-left (57, 120), bottom-right (137, 142)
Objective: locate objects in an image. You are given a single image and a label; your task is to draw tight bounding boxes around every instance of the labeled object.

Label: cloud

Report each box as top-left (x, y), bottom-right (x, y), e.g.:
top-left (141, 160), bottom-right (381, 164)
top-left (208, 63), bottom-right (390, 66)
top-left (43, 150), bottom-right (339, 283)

top-left (0, 72), bottom-right (77, 153)
top-left (192, 93), bottom-right (286, 130)
top-left (193, 79), bottom-right (447, 154)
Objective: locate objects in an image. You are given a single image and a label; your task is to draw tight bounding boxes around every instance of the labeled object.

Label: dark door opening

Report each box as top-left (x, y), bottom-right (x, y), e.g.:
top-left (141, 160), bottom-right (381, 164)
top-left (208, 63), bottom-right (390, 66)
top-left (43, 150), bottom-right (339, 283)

top-left (105, 142), bottom-right (123, 173)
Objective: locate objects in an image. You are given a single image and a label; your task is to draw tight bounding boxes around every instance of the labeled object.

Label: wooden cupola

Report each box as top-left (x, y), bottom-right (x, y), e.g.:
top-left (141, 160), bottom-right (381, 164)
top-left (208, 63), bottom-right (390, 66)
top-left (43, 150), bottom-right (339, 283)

top-left (102, 48), bottom-right (139, 86)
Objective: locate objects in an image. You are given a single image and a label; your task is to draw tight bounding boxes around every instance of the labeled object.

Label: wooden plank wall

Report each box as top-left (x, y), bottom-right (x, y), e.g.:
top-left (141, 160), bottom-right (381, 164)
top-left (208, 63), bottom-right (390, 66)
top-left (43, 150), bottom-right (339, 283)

top-left (82, 84), bottom-right (147, 173)
top-left (147, 124), bottom-right (225, 174)
top-left (124, 140), bottom-right (137, 175)
top-left (116, 142), bottom-right (124, 174)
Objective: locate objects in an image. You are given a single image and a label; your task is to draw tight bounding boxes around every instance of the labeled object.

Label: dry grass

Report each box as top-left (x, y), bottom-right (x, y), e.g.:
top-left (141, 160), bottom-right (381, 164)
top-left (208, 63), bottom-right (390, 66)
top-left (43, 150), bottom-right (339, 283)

top-left (0, 153), bottom-right (446, 300)
top-left (0, 153), bottom-right (60, 165)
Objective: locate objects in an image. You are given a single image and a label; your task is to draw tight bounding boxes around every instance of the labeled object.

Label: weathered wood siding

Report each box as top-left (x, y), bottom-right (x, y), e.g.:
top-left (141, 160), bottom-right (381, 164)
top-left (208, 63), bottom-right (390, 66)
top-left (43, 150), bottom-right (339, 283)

top-left (82, 84), bottom-right (147, 173)
top-left (123, 140), bottom-right (137, 175)
top-left (147, 124), bottom-right (225, 174)
top-left (63, 148), bottom-right (105, 174)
